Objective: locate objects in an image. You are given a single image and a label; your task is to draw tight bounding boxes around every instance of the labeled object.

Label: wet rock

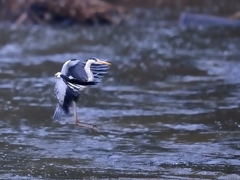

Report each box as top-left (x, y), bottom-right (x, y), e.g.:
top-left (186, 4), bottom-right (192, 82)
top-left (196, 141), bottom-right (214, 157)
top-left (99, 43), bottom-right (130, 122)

top-left (0, 0), bottom-right (126, 26)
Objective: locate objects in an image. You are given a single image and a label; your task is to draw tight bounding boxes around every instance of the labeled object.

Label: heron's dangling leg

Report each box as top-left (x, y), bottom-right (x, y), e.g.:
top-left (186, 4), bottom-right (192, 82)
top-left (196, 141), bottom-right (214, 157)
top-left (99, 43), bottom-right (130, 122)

top-left (73, 101), bottom-right (100, 132)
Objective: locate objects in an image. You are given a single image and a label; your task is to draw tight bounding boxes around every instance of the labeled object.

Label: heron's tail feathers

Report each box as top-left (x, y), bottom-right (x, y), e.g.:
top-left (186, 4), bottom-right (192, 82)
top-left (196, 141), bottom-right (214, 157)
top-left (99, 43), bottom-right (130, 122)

top-left (53, 104), bottom-right (63, 121)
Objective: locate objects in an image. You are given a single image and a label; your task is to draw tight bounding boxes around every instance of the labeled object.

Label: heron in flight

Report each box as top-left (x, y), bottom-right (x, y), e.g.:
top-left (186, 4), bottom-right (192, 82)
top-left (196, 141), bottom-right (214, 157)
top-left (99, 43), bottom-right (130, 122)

top-left (53, 57), bottom-right (111, 131)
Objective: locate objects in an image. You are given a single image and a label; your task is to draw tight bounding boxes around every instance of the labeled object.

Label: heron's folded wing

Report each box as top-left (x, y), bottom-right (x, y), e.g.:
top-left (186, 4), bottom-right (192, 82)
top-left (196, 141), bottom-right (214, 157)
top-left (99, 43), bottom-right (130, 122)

top-left (67, 60), bottom-right (88, 81)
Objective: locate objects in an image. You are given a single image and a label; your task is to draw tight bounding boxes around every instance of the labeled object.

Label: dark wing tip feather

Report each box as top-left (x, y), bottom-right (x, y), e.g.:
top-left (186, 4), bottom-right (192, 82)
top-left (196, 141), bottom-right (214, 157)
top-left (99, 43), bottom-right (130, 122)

top-left (60, 74), bottom-right (70, 82)
top-left (68, 79), bottom-right (97, 85)
top-left (60, 74), bottom-right (97, 86)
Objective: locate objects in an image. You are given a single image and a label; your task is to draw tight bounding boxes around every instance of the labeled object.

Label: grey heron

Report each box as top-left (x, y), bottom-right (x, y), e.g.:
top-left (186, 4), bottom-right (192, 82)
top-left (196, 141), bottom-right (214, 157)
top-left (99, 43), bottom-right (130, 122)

top-left (53, 57), bottom-right (111, 132)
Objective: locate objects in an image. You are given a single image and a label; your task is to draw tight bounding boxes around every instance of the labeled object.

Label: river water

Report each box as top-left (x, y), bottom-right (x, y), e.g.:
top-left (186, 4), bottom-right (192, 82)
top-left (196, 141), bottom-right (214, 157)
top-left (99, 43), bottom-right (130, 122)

top-left (0, 3), bottom-right (240, 180)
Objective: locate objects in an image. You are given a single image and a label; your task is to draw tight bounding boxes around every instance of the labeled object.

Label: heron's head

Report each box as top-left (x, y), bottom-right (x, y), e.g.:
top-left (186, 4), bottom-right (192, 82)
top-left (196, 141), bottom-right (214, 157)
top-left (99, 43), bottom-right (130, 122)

top-left (55, 72), bottom-right (61, 78)
top-left (88, 57), bottom-right (111, 65)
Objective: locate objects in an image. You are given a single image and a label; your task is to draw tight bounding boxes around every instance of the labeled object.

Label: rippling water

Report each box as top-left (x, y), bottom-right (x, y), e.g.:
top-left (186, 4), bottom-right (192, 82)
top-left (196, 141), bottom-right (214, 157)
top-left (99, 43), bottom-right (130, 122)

top-left (1, 3), bottom-right (240, 179)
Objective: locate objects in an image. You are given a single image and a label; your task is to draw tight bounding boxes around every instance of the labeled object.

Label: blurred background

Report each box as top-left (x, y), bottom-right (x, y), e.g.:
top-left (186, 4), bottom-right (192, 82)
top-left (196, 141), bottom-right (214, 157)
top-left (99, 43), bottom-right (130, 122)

top-left (0, 0), bottom-right (240, 179)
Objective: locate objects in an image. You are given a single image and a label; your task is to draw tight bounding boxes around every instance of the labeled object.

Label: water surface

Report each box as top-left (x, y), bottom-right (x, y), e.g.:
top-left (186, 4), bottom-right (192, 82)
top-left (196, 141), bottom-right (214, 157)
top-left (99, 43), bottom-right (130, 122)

top-left (0, 3), bottom-right (240, 179)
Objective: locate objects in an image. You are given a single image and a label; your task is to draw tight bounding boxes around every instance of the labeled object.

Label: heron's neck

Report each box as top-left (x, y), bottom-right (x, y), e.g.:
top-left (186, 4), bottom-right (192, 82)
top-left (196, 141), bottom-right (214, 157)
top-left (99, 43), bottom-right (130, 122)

top-left (61, 60), bottom-right (70, 75)
top-left (84, 61), bottom-right (94, 81)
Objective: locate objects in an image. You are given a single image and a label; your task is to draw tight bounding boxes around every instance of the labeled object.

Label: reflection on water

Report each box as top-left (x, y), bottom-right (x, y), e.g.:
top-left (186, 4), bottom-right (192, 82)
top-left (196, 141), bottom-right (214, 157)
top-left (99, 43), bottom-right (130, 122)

top-left (1, 3), bottom-right (240, 179)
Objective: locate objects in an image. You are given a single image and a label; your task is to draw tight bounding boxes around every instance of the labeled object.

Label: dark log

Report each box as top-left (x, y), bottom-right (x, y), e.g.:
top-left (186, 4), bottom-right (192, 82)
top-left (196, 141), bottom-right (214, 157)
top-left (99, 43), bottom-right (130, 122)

top-left (0, 0), bottom-right (127, 26)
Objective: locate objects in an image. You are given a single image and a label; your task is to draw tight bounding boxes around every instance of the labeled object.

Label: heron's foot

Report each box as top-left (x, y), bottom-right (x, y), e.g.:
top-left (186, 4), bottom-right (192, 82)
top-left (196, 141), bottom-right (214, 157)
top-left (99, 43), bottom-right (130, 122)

top-left (75, 119), bottom-right (100, 132)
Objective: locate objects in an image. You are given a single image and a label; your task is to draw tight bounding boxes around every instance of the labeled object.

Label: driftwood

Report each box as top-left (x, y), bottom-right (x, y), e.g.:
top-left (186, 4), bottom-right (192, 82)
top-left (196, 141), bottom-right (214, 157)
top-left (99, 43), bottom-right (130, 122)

top-left (0, 0), bottom-right (126, 26)
top-left (229, 11), bottom-right (240, 20)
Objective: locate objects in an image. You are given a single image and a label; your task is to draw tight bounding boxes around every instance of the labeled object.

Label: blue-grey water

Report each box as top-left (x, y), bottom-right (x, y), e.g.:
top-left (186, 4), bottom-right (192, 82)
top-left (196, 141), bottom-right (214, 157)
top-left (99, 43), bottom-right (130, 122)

top-left (0, 3), bottom-right (240, 179)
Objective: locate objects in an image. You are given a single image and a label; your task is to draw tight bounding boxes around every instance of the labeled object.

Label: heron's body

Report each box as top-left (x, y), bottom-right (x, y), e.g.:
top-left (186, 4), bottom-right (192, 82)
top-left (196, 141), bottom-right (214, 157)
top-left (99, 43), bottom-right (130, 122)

top-left (53, 58), bottom-right (110, 131)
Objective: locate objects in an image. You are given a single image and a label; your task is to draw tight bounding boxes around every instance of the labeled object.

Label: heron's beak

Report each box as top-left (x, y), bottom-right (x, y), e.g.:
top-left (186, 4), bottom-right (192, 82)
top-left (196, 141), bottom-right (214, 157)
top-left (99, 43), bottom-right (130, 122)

top-left (97, 60), bottom-right (111, 65)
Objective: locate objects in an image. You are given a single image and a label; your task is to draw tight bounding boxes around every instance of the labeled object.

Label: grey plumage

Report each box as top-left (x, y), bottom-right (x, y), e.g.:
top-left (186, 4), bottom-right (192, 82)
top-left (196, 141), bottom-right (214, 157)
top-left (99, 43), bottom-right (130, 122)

top-left (67, 60), bottom-right (88, 82)
top-left (53, 104), bottom-right (63, 121)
